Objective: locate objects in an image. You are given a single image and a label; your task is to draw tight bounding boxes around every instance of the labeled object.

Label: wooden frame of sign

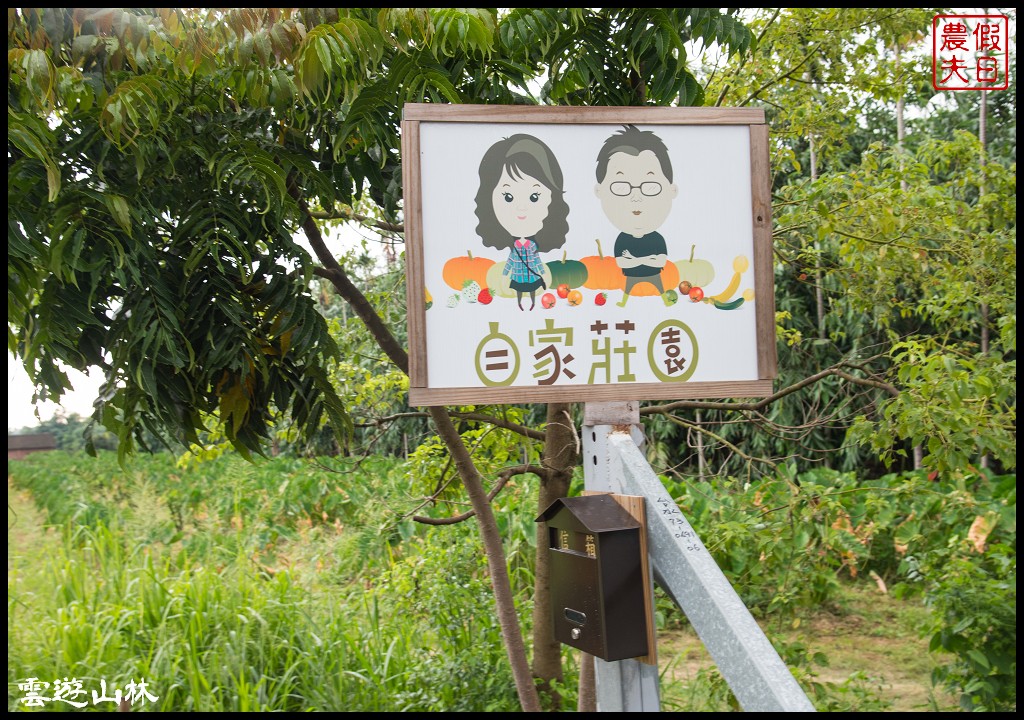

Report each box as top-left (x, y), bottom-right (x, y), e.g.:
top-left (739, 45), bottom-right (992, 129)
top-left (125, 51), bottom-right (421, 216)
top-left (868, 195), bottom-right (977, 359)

top-left (401, 104), bottom-right (776, 406)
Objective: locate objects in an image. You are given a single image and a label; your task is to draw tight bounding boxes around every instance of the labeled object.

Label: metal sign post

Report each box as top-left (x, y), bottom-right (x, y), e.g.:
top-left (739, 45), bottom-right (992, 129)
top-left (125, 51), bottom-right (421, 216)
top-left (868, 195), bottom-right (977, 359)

top-left (583, 402), bottom-right (660, 712)
top-left (583, 402), bottom-right (816, 713)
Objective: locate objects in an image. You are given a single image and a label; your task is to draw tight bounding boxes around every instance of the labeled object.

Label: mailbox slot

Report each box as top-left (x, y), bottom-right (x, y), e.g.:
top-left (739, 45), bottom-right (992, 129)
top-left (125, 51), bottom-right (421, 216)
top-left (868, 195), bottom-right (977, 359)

top-left (564, 608), bottom-right (587, 626)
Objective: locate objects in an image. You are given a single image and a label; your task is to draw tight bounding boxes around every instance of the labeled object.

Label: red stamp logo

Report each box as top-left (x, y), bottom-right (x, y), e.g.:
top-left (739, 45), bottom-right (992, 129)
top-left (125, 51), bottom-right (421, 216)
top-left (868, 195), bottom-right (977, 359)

top-left (932, 14), bottom-right (1009, 90)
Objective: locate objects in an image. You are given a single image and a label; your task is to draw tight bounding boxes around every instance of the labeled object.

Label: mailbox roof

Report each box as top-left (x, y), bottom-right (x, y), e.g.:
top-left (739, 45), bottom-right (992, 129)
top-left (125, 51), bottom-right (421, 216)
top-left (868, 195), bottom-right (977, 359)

top-left (536, 495), bottom-right (640, 532)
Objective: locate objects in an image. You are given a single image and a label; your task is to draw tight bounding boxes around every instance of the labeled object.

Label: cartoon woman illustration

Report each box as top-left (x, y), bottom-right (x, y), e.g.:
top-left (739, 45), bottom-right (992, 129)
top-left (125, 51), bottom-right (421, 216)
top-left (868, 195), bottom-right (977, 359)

top-left (474, 134), bottom-right (570, 310)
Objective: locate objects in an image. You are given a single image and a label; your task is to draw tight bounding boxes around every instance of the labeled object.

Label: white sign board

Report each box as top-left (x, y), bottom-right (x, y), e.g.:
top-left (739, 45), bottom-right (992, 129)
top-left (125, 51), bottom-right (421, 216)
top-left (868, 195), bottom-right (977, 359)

top-left (402, 105), bottom-right (776, 406)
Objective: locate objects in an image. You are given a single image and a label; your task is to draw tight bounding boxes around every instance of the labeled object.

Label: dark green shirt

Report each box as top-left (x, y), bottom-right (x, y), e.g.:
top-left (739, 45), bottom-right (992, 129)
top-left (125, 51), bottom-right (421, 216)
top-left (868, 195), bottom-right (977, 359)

top-left (614, 231), bottom-right (667, 277)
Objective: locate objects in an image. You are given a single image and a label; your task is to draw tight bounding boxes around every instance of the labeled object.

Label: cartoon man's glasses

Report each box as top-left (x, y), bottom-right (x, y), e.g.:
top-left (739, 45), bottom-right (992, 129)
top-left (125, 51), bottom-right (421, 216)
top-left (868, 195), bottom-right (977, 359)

top-left (609, 181), bottom-right (663, 197)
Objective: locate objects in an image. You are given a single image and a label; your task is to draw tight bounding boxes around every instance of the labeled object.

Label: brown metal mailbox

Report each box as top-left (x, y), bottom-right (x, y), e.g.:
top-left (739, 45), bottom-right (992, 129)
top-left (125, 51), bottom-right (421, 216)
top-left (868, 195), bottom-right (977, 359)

top-left (536, 495), bottom-right (648, 661)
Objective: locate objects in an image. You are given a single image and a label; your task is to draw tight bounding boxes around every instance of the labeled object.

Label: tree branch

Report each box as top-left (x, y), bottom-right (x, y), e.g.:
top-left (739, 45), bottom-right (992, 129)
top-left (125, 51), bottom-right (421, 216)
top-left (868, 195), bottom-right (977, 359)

top-left (664, 413), bottom-right (778, 470)
top-left (830, 227), bottom-right (957, 254)
top-left (309, 207), bottom-right (405, 234)
top-left (755, 8), bottom-right (782, 44)
top-left (832, 369), bottom-right (898, 397)
top-left (642, 360), bottom-right (895, 415)
top-left (738, 49), bottom-right (816, 107)
top-left (715, 8), bottom-right (781, 107)
top-left (351, 409), bottom-right (546, 441)
top-left (410, 463), bottom-right (546, 525)
top-left (309, 264), bottom-right (408, 374)
top-left (455, 412), bottom-right (547, 441)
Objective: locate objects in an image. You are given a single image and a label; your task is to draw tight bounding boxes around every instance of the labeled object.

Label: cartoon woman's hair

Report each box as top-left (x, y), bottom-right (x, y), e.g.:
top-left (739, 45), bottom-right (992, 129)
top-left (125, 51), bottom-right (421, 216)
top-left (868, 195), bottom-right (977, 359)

top-left (474, 134), bottom-right (570, 253)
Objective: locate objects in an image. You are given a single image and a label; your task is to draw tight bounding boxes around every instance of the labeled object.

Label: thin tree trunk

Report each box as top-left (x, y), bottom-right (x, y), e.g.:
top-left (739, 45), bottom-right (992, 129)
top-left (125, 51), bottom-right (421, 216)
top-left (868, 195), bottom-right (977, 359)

top-left (293, 188), bottom-right (542, 711)
top-left (532, 403), bottom-right (577, 708)
top-left (895, 41), bottom-right (908, 193)
top-left (577, 654), bottom-right (596, 712)
top-left (811, 135), bottom-right (826, 340)
top-left (696, 409), bottom-right (706, 480)
top-left (795, 48), bottom-right (827, 342)
top-left (429, 406), bottom-right (543, 711)
top-left (979, 86), bottom-right (989, 357)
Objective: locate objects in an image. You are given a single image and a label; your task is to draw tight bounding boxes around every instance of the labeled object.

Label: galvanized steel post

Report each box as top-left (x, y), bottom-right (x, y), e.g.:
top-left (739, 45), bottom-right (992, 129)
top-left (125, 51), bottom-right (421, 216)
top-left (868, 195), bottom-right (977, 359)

top-left (583, 402), bottom-right (816, 712)
top-left (583, 402), bottom-right (660, 712)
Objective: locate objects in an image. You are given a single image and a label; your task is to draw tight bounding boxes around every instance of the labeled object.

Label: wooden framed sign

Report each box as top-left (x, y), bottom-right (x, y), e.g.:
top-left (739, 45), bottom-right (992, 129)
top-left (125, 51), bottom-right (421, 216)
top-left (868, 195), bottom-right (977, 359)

top-left (402, 104), bottom-right (776, 406)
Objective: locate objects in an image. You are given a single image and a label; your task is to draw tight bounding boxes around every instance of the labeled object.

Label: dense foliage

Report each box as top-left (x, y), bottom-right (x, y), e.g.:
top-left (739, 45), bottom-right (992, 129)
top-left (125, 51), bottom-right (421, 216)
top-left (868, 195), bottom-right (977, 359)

top-left (8, 451), bottom-right (527, 712)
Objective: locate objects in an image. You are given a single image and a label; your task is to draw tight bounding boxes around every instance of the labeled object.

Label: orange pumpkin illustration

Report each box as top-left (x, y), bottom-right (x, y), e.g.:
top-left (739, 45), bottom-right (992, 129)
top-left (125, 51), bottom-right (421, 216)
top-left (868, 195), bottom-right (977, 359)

top-left (581, 239), bottom-right (625, 290)
top-left (443, 251), bottom-right (495, 291)
top-left (629, 261), bottom-right (680, 297)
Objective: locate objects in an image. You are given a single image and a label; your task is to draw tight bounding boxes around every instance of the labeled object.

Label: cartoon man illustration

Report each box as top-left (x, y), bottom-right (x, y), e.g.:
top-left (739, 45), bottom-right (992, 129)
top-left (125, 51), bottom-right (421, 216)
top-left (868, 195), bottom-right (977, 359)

top-left (595, 125), bottom-right (678, 307)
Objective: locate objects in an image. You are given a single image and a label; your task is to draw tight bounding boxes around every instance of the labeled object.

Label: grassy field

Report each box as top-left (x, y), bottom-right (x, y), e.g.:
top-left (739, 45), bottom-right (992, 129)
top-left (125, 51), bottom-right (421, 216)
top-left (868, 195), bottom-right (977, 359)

top-left (6, 479), bottom-right (956, 712)
top-left (8, 450), bottom-right (1010, 711)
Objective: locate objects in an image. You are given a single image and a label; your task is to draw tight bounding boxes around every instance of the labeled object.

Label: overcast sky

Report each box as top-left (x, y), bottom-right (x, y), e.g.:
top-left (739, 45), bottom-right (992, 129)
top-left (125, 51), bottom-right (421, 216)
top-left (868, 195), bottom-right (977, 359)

top-left (7, 352), bottom-right (101, 431)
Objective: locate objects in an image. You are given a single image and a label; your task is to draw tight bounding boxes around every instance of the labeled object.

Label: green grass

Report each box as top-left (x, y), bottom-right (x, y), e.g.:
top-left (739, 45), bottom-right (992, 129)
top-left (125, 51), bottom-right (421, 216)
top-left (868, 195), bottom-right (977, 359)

top-left (8, 452), bottom-right (525, 712)
top-left (7, 450), bottom-right (1014, 712)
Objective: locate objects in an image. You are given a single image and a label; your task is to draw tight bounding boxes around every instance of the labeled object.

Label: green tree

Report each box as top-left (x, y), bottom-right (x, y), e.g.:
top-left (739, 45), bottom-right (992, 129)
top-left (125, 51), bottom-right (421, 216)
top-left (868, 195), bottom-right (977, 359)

top-left (638, 8), bottom-right (1015, 483)
top-left (7, 7), bottom-right (755, 710)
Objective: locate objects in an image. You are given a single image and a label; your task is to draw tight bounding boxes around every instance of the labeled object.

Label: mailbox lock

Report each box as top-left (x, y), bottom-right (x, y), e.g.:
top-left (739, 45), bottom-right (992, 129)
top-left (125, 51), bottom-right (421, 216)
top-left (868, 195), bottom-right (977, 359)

top-left (571, 628), bottom-right (581, 640)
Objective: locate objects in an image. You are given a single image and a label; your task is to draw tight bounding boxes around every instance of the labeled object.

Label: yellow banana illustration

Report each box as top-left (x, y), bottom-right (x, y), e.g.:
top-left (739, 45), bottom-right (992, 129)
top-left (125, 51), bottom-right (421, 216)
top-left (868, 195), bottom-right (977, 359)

top-left (710, 255), bottom-right (750, 302)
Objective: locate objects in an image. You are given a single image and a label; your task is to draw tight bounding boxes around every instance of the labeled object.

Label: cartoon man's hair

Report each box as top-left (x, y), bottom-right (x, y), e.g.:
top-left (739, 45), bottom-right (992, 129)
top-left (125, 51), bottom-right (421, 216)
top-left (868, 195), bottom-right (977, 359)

top-left (595, 125), bottom-right (673, 183)
top-left (474, 134), bottom-right (570, 253)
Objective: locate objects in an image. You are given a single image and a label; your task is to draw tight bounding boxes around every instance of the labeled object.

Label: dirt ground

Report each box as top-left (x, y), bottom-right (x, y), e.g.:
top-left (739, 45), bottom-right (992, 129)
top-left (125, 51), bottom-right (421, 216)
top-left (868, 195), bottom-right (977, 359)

top-left (656, 590), bottom-right (961, 712)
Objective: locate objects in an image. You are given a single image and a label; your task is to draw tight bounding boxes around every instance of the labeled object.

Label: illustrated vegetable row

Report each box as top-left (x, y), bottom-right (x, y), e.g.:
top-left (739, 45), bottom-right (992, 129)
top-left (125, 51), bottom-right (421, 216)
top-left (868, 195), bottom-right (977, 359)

top-left (433, 241), bottom-right (752, 308)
